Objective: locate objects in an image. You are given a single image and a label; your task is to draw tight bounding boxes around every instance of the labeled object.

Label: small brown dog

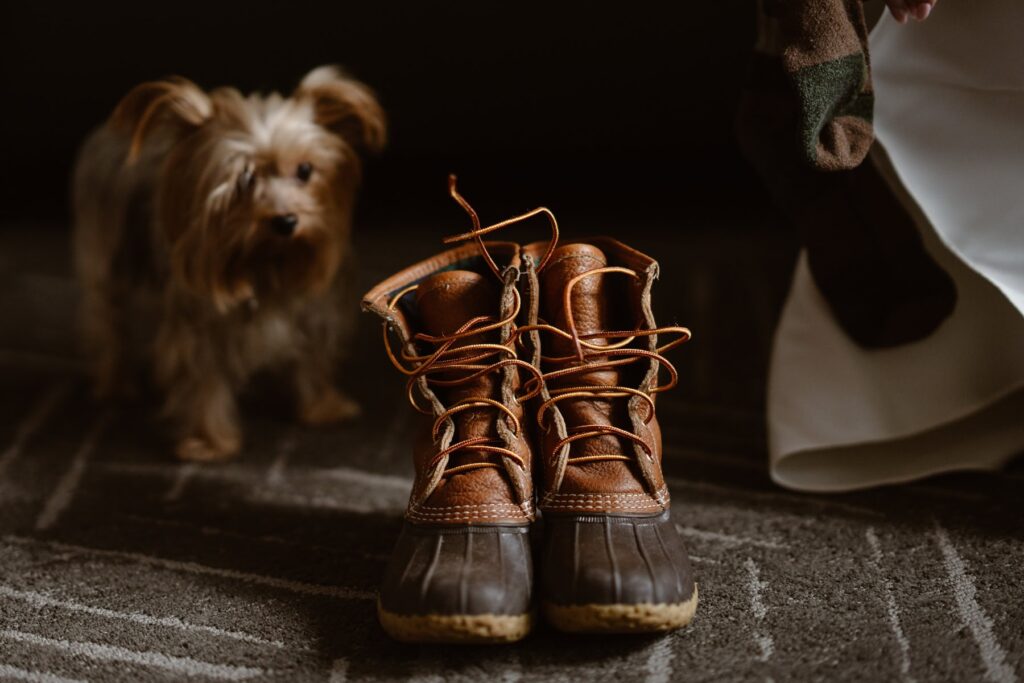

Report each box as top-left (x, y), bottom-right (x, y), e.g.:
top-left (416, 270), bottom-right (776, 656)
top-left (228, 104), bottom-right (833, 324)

top-left (72, 66), bottom-right (385, 461)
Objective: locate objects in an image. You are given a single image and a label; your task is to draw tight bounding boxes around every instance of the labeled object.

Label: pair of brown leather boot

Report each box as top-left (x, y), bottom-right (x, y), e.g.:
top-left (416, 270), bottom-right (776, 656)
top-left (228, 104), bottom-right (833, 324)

top-left (361, 179), bottom-right (698, 643)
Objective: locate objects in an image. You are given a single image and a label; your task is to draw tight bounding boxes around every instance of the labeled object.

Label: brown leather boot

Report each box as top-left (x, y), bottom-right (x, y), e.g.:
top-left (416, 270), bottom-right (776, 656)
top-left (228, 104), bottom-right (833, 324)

top-left (362, 241), bottom-right (539, 644)
top-left (521, 239), bottom-right (699, 633)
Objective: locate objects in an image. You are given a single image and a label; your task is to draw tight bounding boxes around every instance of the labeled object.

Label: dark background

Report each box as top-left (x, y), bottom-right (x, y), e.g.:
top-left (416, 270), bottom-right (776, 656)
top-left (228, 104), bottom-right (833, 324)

top-left (1, 2), bottom-right (762, 227)
top-left (1, 2), bottom-right (790, 411)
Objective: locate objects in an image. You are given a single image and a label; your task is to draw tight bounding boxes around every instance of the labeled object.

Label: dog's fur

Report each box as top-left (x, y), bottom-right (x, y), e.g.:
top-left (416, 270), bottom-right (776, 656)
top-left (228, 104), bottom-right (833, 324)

top-left (72, 66), bottom-right (385, 461)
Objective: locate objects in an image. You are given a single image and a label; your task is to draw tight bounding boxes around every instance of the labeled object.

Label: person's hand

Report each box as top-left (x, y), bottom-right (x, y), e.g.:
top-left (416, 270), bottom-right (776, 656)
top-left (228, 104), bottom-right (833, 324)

top-left (885, 0), bottom-right (937, 24)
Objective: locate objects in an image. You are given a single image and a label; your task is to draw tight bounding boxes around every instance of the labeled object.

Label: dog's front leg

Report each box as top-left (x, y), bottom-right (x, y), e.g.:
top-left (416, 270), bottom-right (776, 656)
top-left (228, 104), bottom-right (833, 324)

top-left (163, 371), bottom-right (242, 462)
top-left (292, 354), bottom-right (361, 426)
top-left (79, 279), bottom-right (139, 400)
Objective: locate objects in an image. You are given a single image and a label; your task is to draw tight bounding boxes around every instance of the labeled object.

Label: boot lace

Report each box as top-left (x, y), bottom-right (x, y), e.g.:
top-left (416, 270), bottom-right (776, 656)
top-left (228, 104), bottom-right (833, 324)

top-left (380, 178), bottom-right (547, 479)
top-left (518, 269), bottom-right (690, 466)
top-left (442, 176), bottom-right (691, 468)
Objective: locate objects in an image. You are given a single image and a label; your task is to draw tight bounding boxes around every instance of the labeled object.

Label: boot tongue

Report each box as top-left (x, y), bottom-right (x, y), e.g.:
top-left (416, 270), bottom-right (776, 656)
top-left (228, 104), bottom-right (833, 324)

top-left (415, 270), bottom-right (505, 476)
top-left (417, 270), bottom-right (497, 342)
top-left (542, 244), bottom-right (613, 358)
top-left (541, 244), bottom-right (640, 489)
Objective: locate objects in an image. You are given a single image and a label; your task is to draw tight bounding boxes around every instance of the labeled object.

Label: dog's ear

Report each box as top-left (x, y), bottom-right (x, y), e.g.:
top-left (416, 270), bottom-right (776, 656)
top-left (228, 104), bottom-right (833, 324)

top-left (295, 66), bottom-right (387, 153)
top-left (112, 77), bottom-right (213, 161)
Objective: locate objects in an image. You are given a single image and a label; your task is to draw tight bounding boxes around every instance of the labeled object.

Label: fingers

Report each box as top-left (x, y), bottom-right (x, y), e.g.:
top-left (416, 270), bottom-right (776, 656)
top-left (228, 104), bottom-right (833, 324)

top-left (886, 0), bottom-right (936, 24)
top-left (911, 2), bottom-right (933, 21)
top-left (886, 0), bottom-right (910, 24)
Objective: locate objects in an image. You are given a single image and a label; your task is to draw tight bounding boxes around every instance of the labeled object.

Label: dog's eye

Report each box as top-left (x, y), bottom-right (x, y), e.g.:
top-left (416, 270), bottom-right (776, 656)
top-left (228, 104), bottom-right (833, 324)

top-left (296, 162), bottom-right (313, 182)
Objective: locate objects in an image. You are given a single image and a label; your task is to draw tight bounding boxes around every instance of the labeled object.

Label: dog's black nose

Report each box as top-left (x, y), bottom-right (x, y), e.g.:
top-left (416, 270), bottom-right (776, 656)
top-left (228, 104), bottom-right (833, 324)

top-left (271, 213), bottom-right (298, 236)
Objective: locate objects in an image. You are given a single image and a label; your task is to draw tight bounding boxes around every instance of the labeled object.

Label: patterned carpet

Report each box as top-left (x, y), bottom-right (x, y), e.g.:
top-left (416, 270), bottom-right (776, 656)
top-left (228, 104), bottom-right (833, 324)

top-left (1, 217), bottom-right (1022, 682)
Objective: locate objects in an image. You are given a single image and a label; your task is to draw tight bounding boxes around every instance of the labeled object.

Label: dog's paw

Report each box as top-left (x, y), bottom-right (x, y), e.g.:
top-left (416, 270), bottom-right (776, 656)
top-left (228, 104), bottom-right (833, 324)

top-left (176, 436), bottom-right (239, 463)
top-left (300, 387), bottom-right (362, 425)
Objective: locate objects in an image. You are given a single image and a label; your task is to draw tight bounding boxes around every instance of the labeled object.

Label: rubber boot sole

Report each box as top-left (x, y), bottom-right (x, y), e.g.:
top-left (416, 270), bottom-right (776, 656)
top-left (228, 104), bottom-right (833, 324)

top-left (378, 600), bottom-right (533, 644)
top-left (543, 585), bottom-right (698, 634)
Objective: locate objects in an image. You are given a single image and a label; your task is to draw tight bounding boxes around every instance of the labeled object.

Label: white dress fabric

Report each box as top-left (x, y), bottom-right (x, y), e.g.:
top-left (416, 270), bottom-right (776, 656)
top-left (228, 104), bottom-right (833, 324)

top-left (767, 1), bottom-right (1024, 492)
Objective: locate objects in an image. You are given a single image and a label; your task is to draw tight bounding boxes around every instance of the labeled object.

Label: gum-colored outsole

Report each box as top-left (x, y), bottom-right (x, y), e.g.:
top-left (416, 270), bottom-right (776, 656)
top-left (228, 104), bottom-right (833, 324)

top-left (543, 585), bottom-right (699, 634)
top-left (377, 601), bottom-right (533, 644)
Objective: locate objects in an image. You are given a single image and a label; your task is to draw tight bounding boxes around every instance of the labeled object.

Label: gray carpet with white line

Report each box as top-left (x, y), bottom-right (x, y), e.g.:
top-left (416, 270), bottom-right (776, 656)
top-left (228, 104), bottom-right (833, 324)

top-left (1, 217), bottom-right (1022, 682)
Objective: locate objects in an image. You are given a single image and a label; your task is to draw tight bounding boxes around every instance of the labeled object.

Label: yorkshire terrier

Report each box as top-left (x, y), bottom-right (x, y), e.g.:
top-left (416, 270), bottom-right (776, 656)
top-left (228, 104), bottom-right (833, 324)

top-left (72, 66), bottom-right (386, 461)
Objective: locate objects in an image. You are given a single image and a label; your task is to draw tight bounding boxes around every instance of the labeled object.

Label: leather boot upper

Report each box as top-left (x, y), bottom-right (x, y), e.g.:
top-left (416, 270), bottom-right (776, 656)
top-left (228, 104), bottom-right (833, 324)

top-left (522, 238), bottom-right (684, 516)
top-left (362, 242), bottom-right (536, 525)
